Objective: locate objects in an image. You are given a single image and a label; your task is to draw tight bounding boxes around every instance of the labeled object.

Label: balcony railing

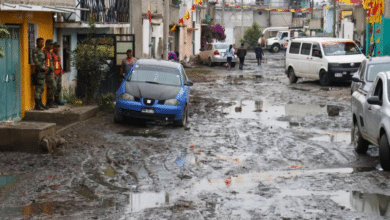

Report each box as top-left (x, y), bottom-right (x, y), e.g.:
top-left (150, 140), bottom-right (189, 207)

top-left (80, 0), bottom-right (129, 23)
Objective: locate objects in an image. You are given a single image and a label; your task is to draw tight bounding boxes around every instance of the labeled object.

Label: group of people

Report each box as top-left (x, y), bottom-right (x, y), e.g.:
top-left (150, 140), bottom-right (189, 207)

top-left (32, 38), bottom-right (64, 111)
top-left (223, 43), bottom-right (264, 70)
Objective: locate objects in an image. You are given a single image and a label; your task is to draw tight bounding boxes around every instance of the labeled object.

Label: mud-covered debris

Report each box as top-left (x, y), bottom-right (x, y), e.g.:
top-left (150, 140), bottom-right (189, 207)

top-left (327, 105), bottom-right (340, 116)
top-left (178, 174), bottom-right (192, 179)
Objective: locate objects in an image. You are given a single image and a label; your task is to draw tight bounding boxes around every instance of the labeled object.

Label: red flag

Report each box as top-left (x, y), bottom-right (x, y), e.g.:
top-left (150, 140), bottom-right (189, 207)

top-left (284, 8), bottom-right (289, 12)
top-left (179, 18), bottom-right (184, 26)
top-left (191, 5), bottom-right (196, 11)
top-left (295, 8), bottom-right (300, 12)
top-left (375, 28), bottom-right (381, 33)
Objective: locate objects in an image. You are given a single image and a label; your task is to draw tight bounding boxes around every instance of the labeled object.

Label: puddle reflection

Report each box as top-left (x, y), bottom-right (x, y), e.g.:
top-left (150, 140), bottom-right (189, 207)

top-left (350, 191), bottom-right (390, 216)
top-left (127, 192), bottom-right (168, 213)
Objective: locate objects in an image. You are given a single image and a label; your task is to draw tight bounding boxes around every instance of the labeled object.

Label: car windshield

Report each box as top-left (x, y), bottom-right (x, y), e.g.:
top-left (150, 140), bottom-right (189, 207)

top-left (321, 41), bottom-right (362, 56)
top-left (367, 63), bottom-right (390, 82)
top-left (129, 65), bottom-right (181, 86)
top-left (214, 44), bottom-right (229, 50)
top-left (276, 32), bottom-right (283, 39)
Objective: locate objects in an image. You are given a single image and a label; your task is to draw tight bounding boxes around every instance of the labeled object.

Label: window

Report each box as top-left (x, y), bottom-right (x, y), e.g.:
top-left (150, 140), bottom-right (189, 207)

top-left (373, 79), bottom-right (383, 102)
top-left (312, 43), bottom-right (321, 55)
top-left (289, 42), bottom-right (301, 54)
top-left (281, 32), bottom-right (288, 39)
top-left (321, 41), bottom-right (362, 56)
top-left (366, 63), bottom-right (390, 82)
top-left (181, 66), bottom-right (187, 82)
top-left (63, 36), bottom-right (71, 72)
top-left (28, 23), bottom-right (37, 64)
top-left (300, 43), bottom-right (312, 55)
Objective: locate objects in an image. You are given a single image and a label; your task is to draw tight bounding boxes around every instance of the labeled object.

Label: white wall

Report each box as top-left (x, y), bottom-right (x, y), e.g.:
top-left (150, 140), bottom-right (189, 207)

top-left (143, 19), bottom-right (150, 57)
top-left (339, 18), bottom-right (354, 40)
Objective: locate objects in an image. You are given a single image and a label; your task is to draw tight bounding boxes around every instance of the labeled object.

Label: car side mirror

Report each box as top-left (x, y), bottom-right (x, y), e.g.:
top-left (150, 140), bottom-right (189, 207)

top-left (367, 96), bottom-right (382, 105)
top-left (184, 80), bottom-right (193, 86)
top-left (352, 76), bottom-right (362, 83)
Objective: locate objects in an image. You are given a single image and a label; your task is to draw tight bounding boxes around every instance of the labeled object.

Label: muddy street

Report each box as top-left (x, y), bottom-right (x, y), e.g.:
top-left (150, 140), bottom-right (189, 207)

top-left (1, 52), bottom-right (390, 220)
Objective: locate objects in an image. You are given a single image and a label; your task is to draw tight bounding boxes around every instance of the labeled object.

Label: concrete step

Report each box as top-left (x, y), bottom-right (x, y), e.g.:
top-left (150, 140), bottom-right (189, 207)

top-left (24, 105), bottom-right (99, 126)
top-left (0, 122), bottom-right (56, 153)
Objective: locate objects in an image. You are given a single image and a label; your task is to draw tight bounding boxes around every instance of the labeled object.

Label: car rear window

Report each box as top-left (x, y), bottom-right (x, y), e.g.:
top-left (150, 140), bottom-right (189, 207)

top-left (214, 44), bottom-right (229, 49)
top-left (129, 65), bottom-right (182, 86)
top-left (366, 63), bottom-right (390, 82)
top-left (289, 42), bottom-right (301, 54)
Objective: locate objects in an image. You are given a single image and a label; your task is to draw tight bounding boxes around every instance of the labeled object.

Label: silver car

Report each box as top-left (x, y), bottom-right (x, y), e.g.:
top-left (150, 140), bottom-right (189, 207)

top-left (351, 56), bottom-right (390, 95)
top-left (351, 71), bottom-right (390, 171)
top-left (198, 43), bottom-right (238, 67)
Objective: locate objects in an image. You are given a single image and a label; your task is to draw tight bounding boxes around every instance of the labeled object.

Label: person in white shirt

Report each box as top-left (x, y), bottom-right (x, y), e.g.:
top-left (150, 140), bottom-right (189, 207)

top-left (224, 45), bottom-right (235, 70)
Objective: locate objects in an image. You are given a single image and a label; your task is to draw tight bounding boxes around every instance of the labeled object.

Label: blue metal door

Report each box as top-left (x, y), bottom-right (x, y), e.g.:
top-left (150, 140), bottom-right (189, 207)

top-left (0, 25), bottom-right (21, 122)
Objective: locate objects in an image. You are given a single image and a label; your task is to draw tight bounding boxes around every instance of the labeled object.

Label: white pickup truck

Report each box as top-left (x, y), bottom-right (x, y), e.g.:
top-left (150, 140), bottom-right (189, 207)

top-left (260, 27), bottom-right (307, 53)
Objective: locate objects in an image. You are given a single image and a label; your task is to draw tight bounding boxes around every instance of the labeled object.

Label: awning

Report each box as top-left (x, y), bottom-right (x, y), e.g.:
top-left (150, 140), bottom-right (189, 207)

top-left (0, 3), bottom-right (89, 13)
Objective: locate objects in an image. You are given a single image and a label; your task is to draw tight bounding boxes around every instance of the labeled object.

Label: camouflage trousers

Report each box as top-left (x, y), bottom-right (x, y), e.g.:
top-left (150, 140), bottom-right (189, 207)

top-left (34, 72), bottom-right (56, 100)
top-left (54, 74), bottom-right (62, 98)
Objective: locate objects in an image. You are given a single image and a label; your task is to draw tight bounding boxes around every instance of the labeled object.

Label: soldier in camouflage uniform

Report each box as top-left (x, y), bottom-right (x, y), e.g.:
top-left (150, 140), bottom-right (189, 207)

top-left (52, 42), bottom-right (64, 105)
top-left (42, 39), bottom-right (58, 108)
top-left (32, 38), bottom-right (48, 110)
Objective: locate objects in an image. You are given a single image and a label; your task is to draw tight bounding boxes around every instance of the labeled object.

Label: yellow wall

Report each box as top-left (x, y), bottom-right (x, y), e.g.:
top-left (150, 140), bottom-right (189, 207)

top-left (0, 11), bottom-right (53, 118)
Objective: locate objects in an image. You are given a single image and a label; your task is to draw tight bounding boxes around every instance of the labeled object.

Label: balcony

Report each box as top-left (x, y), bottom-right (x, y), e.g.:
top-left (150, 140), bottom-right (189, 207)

top-left (79, 0), bottom-right (129, 23)
top-left (3, 0), bottom-right (75, 7)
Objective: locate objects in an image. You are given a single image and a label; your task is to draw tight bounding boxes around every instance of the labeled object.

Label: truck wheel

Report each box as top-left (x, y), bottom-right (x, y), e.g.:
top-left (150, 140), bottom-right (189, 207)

top-left (353, 123), bottom-right (369, 154)
top-left (379, 134), bottom-right (390, 171)
top-left (319, 70), bottom-right (332, 86)
top-left (271, 44), bottom-right (280, 53)
top-left (288, 68), bottom-right (298, 83)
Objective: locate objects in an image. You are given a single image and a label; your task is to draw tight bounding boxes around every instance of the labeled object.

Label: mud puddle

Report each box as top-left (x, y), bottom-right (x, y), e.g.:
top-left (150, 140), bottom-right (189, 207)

top-left (332, 190), bottom-right (390, 216)
top-left (120, 167), bottom-right (379, 217)
top-left (222, 100), bottom-right (342, 129)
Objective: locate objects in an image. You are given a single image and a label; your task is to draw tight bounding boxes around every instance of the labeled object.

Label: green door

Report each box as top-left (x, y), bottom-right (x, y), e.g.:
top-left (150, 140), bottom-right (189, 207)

top-left (0, 25), bottom-right (21, 122)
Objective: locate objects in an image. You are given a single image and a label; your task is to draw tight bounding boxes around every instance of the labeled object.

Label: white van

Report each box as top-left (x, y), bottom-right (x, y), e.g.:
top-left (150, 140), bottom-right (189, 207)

top-left (285, 38), bottom-right (366, 86)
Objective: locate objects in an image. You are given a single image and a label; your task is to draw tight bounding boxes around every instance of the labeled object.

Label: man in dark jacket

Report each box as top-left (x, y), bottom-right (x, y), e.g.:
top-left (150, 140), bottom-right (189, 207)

top-left (255, 44), bottom-right (264, 66)
top-left (237, 43), bottom-right (247, 70)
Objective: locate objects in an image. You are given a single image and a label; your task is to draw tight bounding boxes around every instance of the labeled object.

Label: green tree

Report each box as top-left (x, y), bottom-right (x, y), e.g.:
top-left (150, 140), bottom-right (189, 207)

top-left (0, 23), bottom-right (10, 58)
top-left (72, 16), bottom-right (113, 104)
top-left (243, 22), bottom-right (262, 49)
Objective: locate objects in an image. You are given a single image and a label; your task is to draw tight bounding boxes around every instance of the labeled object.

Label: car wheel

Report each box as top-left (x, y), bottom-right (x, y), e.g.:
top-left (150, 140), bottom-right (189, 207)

top-left (208, 58), bottom-right (214, 67)
top-left (174, 105), bottom-right (188, 127)
top-left (271, 44), bottom-right (280, 53)
top-left (380, 134), bottom-right (390, 171)
top-left (319, 70), bottom-right (332, 86)
top-left (353, 122), bottom-right (369, 154)
top-left (113, 113), bottom-right (124, 123)
top-left (288, 68), bottom-right (298, 83)
top-left (231, 62), bottom-right (236, 68)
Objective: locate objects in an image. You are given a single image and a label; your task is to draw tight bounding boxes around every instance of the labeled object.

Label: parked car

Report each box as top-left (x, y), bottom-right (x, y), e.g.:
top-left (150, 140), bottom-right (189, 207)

top-left (351, 56), bottom-right (390, 95)
top-left (198, 43), bottom-right (238, 67)
top-left (114, 59), bottom-right (193, 127)
top-left (351, 71), bottom-right (390, 170)
top-left (285, 38), bottom-right (366, 86)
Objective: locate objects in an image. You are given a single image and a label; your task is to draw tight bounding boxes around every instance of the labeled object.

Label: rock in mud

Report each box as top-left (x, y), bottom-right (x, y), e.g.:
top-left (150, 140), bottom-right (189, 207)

top-left (327, 105), bottom-right (340, 116)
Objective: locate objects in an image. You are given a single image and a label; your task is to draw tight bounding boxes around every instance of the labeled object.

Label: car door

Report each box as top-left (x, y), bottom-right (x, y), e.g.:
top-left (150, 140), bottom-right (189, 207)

top-left (366, 77), bottom-right (384, 143)
top-left (300, 43), bottom-right (312, 77)
top-left (309, 42), bottom-right (324, 80)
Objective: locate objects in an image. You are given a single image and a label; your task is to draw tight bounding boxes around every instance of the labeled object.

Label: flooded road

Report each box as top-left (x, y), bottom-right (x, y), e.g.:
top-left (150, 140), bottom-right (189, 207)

top-left (1, 52), bottom-right (389, 219)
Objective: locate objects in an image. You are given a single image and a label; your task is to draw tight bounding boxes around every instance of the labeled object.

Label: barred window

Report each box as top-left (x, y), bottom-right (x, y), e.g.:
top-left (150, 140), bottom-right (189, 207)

top-left (28, 23), bottom-right (37, 64)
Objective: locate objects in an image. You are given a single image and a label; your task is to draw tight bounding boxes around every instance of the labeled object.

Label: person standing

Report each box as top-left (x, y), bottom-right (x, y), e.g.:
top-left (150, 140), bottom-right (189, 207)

top-left (255, 44), bottom-right (264, 66)
top-left (32, 38), bottom-right (47, 110)
top-left (168, 51), bottom-right (178, 61)
top-left (237, 43), bottom-right (247, 70)
top-left (120, 49), bottom-right (137, 81)
top-left (283, 40), bottom-right (289, 56)
top-left (224, 45), bottom-right (235, 70)
top-left (42, 39), bottom-right (57, 108)
top-left (52, 42), bottom-right (64, 105)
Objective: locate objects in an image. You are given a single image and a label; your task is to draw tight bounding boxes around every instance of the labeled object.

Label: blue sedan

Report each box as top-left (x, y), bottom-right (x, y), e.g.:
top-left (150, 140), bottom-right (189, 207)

top-left (114, 59), bottom-right (193, 127)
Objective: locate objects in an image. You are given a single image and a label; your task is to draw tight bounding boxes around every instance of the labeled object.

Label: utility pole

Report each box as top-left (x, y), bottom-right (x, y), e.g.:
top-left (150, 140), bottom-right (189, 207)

top-left (241, 0), bottom-right (244, 40)
top-left (333, 0), bottom-right (336, 37)
top-left (163, 0), bottom-right (170, 59)
top-left (222, 0), bottom-right (225, 27)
